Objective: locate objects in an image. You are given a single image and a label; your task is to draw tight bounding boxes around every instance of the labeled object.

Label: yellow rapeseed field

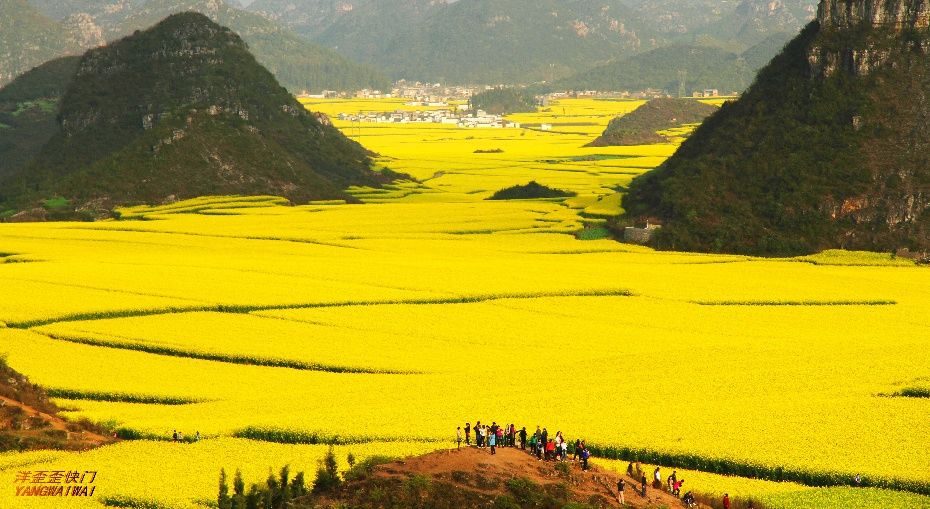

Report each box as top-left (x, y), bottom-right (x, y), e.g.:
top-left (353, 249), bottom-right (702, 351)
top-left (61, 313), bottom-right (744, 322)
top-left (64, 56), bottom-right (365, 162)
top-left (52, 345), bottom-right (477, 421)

top-left (0, 438), bottom-right (440, 508)
top-left (1, 98), bottom-right (928, 508)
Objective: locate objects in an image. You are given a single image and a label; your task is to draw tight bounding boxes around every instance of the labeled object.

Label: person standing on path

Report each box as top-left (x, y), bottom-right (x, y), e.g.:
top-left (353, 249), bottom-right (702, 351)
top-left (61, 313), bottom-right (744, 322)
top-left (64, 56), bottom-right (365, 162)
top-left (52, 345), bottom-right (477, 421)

top-left (723, 493), bottom-right (731, 509)
top-left (519, 427), bottom-right (527, 450)
top-left (616, 478), bottom-right (625, 505)
top-left (640, 474), bottom-right (647, 497)
top-left (465, 422), bottom-right (471, 446)
top-left (581, 447), bottom-right (590, 470)
top-left (457, 426), bottom-right (462, 449)
top-left (489, 430), bottom-right (497, 455)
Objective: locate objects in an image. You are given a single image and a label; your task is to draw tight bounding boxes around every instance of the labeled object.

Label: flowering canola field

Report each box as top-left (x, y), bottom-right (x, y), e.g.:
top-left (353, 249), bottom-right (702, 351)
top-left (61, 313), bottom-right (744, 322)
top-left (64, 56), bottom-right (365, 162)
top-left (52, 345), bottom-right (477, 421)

top-left (1, 99), bottom-right (929, 508)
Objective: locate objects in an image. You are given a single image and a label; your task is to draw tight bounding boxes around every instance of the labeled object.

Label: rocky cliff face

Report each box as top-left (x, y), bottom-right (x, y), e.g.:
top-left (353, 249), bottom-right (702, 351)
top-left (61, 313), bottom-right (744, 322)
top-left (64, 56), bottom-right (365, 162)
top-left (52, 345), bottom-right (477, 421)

top-left (809, 0), bottom-right (930, 76)
top-left (622, 0), bottom-right (930, 255)
top-left (61, 13), bottom-right (107, 49)
top-left (817, 0), bottom-right (930, 29)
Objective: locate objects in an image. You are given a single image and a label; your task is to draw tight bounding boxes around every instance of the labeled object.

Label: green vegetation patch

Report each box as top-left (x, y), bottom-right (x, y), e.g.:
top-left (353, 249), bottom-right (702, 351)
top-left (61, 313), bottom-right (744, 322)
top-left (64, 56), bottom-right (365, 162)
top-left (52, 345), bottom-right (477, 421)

top-left (12, 99), bottom-right (57, 116)
top-left (46, 388), bottom-right (202, 405)
top-left (588, 98), bottom-right (718, 147)
top-left (575, 226), bottom-right (613, 241)
top-left (470, 87), bottom-right (538, 115)
top-left (488, 181), bottom-right (577, 201)
top-left (42, 197), bottom-right (70, 210)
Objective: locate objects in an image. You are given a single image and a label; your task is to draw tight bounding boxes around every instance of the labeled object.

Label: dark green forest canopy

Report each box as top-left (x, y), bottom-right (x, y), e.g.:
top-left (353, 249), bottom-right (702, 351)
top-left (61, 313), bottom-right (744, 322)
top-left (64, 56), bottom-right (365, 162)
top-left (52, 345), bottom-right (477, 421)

top-left (469, 88), bottom-right (538, 115)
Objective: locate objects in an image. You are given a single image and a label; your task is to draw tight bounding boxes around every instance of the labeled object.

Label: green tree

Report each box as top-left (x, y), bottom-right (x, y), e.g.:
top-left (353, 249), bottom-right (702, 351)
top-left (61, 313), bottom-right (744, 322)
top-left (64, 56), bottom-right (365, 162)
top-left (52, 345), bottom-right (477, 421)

top-left (313, 445), bottom-right (341, 494)
top-left (231, 469), bottom-right (245, 509)
top-left (276, 465), bottom-right (290, 507)
top-left (218, 469), bottom-right (231, 509)
top-left (290, 471), bottom-right (307, 498)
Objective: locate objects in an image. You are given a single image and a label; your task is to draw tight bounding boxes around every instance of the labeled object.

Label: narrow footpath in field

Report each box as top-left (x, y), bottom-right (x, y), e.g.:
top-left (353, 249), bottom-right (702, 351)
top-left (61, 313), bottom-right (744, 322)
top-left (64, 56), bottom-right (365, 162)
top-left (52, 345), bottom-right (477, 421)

top-left (0, 395), bottom-right (113, 447)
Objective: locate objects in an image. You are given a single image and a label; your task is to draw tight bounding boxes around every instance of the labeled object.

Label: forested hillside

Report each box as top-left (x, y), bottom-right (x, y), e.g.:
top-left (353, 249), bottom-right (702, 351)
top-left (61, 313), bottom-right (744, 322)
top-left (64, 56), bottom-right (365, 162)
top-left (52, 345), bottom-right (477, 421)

top-left (623, 1), bottom-right (930, 255)
top-left (0, 13), bottom-right (393, 214)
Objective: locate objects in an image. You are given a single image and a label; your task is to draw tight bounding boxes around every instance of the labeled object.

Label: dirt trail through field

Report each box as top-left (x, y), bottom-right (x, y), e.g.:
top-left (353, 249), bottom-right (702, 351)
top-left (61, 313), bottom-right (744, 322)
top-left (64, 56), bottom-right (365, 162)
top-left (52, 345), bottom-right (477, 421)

top-left (0, 395), bottom-right (114, 446)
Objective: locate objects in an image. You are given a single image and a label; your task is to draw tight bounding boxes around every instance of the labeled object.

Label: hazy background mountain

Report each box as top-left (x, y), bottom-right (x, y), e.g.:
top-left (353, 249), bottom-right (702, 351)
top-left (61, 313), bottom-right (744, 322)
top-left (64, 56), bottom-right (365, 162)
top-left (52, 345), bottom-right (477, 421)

top-left (625, 0), bottom-right (741, 36)
top-left (26, 0), bottom-right (139, 24)
top-left (112, 0), bottom-right (391, 92)
top-left (686, 0), bottom-right (816, 51)
top-left (0, 0), bottom-right (92, 86)
top-left (6, 0), bottom-right (819, 91)
top-left (312, 0), bottom-right (654, 84)
top-left (12, 0), bottom-right (389, 93)
top-left (244, 0), bottom-right (816, 86)
top-left (556, 32), bottom-right (793, 94)
top-left (247, 0), bottom-right (377, 39)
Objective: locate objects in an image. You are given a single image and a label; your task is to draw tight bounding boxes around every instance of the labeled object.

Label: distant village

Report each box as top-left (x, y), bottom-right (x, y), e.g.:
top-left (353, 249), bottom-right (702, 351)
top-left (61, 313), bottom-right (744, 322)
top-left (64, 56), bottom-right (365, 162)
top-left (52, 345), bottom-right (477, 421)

top-left (336, 109), bottom-right (522, 129)
top-left (298, 80), bottom-right (728, 103)
top-left (297, 80), bottom-right (729, 129)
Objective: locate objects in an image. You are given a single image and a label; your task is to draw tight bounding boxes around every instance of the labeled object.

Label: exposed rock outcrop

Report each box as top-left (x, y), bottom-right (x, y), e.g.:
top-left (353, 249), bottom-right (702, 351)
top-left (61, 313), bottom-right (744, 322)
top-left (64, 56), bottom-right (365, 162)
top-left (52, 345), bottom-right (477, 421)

top-left (817, 0), bottom-right (930, 29)
top-left (60, 13), bottom-right (106, 49)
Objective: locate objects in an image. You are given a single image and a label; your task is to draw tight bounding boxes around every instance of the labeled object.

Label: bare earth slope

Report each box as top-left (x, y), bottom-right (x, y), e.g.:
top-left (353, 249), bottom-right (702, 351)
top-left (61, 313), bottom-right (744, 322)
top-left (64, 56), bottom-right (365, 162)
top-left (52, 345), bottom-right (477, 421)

top-left (299, 446), bottom-right (704, 509)
top-left (0, 359), bottom-right (114, 451)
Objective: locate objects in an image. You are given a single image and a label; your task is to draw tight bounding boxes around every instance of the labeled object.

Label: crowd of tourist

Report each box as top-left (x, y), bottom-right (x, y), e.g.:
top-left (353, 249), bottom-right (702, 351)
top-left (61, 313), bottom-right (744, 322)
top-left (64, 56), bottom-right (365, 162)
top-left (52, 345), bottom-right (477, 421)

top-left (457, 422), bottom-right (592, 469)
top-left (457, 420), bottom-right (739, 509)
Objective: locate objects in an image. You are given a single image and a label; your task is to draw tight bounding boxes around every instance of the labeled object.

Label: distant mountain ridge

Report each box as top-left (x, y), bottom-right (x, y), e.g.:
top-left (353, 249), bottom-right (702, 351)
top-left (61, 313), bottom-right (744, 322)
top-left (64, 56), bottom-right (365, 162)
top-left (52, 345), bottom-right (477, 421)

top-left (556, 34), bottom-right (794, 95)
top-left (309, 0), bottom-right (655, 84)
top-left (247, 0), bottom-right (376, 39)
top-left (113, 0), bottom-right (391, 92)
top-left (238, 0), bottom-right (817, 85)
top-left (688, 0), bottom-right (817, 49)
top-left (0, 13), bottom-right (391, 215)
top-left (0, 0), bottom-right (93, 87)
top-left (12, 0), bottom-right (821, 89)
top-left (622, 0), bottom-right (930, 255)
top-left (13, 0), bottom-right (389, 93)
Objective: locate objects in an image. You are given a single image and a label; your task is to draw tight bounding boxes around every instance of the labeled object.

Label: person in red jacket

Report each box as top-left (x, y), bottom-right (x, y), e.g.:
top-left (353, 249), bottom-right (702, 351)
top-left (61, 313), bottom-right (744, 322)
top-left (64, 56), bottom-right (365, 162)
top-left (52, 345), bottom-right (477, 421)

top-left (723, 493), bottom-right (731, 509)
